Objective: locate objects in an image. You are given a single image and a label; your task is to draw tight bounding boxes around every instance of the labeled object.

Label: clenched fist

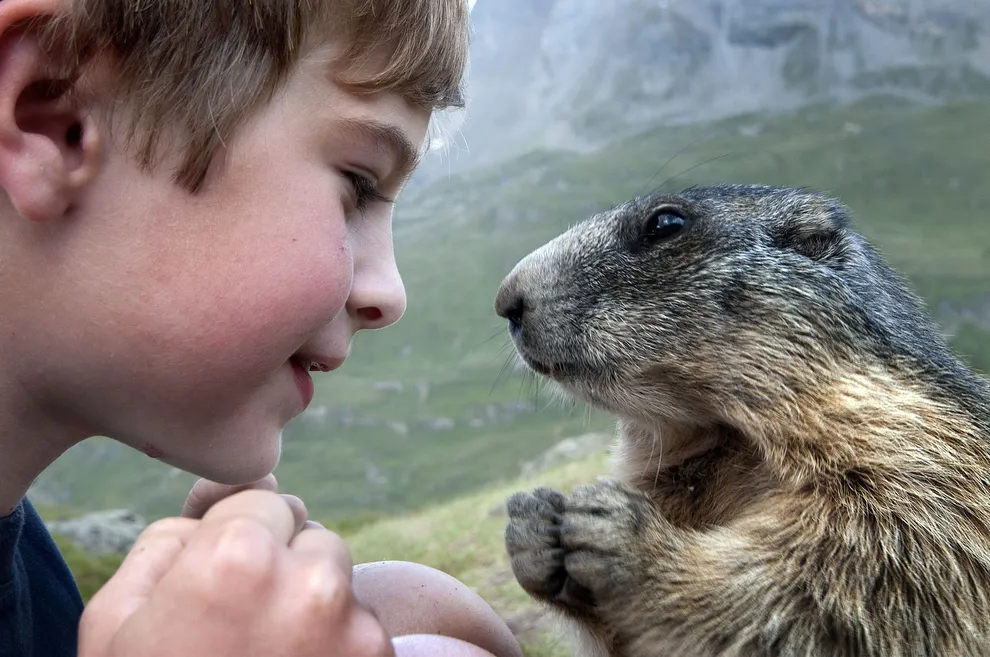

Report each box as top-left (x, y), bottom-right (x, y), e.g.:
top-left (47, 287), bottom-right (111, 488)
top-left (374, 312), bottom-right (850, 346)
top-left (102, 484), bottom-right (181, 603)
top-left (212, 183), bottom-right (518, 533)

top-left (78, 488), bottom-right (393, 657)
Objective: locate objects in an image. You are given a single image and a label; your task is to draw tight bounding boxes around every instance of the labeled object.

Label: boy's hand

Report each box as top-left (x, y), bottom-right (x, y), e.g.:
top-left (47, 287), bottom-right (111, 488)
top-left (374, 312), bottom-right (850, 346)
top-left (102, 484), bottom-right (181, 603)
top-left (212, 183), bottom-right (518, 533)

top-left (78, 489), bottom-right (394, 657)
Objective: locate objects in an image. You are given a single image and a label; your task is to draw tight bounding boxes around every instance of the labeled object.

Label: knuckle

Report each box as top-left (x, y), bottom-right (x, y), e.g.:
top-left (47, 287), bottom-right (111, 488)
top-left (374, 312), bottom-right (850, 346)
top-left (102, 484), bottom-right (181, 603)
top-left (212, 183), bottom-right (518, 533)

top-left (298, 557), bottom-right (352, 617)
top-left (207, 517), bottom-right (278, 586)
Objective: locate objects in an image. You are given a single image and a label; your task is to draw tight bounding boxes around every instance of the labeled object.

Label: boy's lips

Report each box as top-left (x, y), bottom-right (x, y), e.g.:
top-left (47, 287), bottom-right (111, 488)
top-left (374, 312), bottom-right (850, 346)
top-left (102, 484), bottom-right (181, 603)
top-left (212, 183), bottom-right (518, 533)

top-left (290, 355), bottom-right (345, 408)
top-left (291, 360), bottom-right (315, 408)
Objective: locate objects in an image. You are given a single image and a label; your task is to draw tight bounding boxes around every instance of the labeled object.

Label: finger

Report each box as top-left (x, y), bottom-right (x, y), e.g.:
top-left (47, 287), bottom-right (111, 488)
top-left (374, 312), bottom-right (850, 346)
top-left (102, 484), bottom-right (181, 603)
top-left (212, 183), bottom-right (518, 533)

top-left (180, 477), bottom-right (308, 539)
top-left (346, 606), bottom-right (397, 657)
top-left (195, 488), bottom-right (299, 547)
top-left (280, 494), bottom-right (309, 537)
top-left (288, 525), bottom-right (354, 577)
top-left (79, 517), bottom-right (198, 650)
top-left (181, 474), bottom-right (279, 518)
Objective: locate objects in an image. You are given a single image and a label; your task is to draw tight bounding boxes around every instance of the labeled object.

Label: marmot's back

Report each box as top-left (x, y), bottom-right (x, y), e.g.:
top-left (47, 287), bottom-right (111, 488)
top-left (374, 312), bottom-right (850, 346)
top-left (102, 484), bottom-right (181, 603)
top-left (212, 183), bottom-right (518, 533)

top-left (498, 183), bottom-right (990, 657)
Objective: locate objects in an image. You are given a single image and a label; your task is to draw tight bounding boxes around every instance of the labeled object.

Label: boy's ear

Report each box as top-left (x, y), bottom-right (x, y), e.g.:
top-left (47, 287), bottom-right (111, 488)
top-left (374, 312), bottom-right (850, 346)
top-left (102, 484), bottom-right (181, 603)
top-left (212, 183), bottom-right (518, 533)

top-left (0, 0), bottom-right (102, 223)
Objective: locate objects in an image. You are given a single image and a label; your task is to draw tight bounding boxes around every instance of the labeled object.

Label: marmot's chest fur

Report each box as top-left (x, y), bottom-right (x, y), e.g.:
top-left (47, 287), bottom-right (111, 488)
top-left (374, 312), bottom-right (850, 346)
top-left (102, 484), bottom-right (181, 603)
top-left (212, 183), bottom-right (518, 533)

top-left (615, 428), bottom-right (774, 530)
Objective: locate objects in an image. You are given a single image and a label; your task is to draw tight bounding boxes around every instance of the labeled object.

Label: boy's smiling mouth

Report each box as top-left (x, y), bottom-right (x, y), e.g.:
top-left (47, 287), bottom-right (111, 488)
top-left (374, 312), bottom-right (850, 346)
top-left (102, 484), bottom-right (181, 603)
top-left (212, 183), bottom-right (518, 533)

top-left (292, 354), bottom-right (346, 373)
top-left (290, 357), bottom-right (316, 408)
top-left (289, 353), bottom-right (346, 408)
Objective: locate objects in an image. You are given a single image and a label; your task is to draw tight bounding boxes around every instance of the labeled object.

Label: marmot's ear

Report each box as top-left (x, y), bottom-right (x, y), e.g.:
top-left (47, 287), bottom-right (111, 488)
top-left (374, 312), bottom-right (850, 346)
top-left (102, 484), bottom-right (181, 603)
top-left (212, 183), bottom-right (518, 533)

top-left (768, 194), bottom-right (851, 264)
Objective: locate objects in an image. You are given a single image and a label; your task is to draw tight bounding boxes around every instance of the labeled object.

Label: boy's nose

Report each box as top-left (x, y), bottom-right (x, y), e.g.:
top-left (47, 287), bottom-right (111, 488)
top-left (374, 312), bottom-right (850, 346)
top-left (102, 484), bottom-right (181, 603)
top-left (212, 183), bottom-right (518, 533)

top-left (349, 260), bottom-right (406, 331)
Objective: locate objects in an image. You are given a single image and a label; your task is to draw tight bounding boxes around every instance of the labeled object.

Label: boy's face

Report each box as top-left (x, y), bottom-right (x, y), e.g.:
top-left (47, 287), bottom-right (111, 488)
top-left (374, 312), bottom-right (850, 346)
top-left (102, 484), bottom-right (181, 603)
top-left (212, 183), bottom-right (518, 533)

top-left (3, 45), bottom-right (430, 484)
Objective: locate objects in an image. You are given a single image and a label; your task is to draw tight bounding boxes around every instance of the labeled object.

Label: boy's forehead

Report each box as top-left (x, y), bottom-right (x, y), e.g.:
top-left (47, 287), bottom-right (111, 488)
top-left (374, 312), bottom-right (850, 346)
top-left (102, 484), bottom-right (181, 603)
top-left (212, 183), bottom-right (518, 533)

top-left (318, 43), bottom-right (432, 141)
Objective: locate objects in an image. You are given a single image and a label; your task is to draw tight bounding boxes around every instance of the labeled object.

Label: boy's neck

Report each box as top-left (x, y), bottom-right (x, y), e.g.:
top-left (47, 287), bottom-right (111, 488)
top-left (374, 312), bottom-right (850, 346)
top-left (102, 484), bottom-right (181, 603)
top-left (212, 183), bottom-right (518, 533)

top-left (0, 383), bottom-right (84, 517)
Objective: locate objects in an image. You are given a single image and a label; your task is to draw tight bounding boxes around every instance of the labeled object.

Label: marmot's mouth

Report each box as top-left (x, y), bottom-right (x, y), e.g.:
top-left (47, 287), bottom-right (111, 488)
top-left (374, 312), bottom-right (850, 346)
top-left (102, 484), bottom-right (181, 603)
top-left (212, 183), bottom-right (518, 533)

top-left (518, 351), bottom-right (589, 381)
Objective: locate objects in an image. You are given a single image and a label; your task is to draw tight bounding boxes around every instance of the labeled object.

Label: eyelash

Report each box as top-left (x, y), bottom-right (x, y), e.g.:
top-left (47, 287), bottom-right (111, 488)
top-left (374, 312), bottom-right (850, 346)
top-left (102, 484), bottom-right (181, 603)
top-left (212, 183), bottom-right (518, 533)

top-left (345, 172), bottom-right (394, 212)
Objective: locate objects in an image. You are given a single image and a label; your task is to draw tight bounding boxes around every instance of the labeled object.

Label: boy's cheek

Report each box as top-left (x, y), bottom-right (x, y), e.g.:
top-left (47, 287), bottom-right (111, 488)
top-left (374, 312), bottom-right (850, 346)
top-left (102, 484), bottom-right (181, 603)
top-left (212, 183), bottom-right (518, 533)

top-left (117, 255), bottom-right (351, 369)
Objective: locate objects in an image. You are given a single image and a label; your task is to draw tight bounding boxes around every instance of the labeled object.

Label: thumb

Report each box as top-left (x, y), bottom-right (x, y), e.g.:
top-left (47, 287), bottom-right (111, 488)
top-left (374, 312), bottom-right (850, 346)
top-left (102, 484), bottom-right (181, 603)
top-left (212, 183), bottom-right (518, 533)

top-left (78, 518), bottom-right (197, 654)
top-left (181, 474), bottom-right (279, 519)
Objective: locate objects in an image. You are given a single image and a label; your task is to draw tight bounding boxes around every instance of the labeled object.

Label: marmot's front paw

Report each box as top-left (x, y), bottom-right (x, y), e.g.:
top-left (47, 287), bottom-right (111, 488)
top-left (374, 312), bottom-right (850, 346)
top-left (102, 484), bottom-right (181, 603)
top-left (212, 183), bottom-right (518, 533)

top-left (505, 479), bottom-right (653, 610)
top-left (504, 487), bottom-right (579, 604)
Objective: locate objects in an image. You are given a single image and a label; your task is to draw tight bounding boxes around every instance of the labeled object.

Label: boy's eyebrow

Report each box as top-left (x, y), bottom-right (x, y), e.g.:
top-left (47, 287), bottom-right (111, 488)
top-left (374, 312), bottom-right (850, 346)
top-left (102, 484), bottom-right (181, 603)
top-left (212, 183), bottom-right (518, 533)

top-left (339, 117), bottom-right (423, 183)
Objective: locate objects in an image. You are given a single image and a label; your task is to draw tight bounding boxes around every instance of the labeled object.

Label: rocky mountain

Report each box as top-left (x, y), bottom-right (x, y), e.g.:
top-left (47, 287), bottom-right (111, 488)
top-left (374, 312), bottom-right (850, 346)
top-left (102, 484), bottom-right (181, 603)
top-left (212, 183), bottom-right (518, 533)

top-left (421, 0), bottom-right (990, 179)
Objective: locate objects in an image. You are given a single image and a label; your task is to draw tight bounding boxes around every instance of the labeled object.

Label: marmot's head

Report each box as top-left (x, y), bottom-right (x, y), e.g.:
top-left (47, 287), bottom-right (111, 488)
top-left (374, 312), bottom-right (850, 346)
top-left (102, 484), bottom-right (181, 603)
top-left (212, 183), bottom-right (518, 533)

top-left (495, 184), bottom-right (946, 425)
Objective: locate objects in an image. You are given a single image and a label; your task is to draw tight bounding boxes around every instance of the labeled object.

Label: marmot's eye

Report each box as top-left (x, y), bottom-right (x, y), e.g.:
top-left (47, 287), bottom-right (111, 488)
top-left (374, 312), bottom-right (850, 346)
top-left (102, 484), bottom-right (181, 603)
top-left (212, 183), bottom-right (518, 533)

top-left (641, 209), bottom-right (688, 243)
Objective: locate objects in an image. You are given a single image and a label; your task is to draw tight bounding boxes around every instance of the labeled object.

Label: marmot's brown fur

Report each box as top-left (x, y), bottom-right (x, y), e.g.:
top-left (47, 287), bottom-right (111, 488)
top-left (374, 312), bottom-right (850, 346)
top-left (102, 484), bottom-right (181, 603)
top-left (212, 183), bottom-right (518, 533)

top-left (494, 184), bottom-right (990, 657)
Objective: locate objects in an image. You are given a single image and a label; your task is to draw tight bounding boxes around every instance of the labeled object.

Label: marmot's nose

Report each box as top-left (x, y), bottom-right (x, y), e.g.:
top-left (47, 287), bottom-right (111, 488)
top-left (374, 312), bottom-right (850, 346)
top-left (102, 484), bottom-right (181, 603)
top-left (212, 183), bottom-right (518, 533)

top-left (494, 276), bottom-right (527, 331)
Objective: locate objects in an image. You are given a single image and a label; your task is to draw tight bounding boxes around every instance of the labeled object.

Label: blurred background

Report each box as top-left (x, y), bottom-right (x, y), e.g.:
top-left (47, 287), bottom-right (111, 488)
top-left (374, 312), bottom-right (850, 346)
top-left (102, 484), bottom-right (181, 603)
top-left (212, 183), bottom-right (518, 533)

top-left (35, 2), bottom-right (990, 652)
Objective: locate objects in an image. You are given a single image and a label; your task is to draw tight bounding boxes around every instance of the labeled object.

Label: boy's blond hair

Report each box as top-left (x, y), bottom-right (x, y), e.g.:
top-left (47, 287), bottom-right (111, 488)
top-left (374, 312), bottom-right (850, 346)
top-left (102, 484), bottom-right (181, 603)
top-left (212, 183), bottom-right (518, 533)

top-left (38, 0), bottom-right (470, 191)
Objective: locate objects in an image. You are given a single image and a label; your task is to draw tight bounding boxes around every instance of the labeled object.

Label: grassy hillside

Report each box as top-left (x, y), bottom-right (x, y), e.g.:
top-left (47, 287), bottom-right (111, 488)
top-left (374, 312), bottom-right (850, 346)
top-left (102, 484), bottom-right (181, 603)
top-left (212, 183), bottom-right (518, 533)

top-left (33, 95), bottom-right (990, 525)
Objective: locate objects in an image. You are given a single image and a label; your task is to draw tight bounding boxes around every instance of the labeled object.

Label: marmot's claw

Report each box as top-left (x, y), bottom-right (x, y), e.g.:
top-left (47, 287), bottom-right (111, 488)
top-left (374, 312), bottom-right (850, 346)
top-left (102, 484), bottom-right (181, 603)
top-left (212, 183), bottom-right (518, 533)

top-left (505, 480), bottom-right (647, 610)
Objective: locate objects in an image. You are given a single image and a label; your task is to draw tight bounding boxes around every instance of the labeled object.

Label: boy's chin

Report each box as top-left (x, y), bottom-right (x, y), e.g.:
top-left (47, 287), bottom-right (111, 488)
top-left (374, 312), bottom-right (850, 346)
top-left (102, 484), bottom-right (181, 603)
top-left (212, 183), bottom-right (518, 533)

top-left (158, 430), bottom-right (285, 487)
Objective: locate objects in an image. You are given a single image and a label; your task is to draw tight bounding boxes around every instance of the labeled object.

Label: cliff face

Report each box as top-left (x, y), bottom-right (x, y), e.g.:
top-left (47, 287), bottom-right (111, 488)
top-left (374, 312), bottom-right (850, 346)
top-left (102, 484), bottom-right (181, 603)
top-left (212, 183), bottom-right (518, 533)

top-left (430, 0), bottom-right (990, 175)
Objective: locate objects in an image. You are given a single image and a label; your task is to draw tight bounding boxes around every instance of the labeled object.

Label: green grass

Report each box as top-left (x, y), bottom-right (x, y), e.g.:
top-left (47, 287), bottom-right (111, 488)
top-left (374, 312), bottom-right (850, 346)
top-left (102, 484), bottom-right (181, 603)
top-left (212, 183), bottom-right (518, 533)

top-left (34, 94), bottom-right (990, 526)
top-left (52, 535), bottom-right (126, 604)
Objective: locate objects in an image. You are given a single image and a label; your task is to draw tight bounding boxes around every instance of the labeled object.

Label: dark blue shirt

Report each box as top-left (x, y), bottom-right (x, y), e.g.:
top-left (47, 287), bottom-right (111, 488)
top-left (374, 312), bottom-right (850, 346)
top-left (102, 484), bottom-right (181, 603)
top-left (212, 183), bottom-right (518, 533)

top-left (0, 497), bottom-right (83, 657)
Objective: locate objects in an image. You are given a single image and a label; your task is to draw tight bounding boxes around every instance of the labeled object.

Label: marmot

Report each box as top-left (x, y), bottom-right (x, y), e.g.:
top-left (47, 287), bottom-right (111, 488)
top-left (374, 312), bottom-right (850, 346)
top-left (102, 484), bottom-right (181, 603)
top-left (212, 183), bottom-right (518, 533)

top-left (494, 183), bottom-right (990, 657)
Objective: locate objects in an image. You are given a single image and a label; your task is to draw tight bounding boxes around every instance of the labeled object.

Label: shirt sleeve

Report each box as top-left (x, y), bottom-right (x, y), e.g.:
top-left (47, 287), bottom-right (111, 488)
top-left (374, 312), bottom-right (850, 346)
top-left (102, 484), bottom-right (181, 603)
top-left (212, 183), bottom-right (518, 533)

top-left (0, 499), bottom-right (84, 657)
top-left (0, 502), bottom-right (31, 657)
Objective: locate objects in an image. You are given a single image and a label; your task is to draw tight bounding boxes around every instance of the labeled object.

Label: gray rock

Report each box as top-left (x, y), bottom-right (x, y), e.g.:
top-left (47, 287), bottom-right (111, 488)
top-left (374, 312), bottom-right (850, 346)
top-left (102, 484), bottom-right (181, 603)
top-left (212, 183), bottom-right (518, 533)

top-left (48, 509), bottom-right (147, 556)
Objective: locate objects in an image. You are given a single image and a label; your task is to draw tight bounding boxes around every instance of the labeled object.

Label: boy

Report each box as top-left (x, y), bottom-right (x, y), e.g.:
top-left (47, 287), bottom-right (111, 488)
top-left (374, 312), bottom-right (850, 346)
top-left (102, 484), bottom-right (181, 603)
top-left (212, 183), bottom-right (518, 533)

top-left (0, 0), bottom-right (524, 656)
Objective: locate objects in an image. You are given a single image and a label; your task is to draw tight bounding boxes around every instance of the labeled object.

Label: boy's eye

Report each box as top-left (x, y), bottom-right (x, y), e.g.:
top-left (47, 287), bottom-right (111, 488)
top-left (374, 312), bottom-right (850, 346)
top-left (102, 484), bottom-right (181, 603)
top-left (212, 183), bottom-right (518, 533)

top-left (345, 172), bottom-right (394, 213)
